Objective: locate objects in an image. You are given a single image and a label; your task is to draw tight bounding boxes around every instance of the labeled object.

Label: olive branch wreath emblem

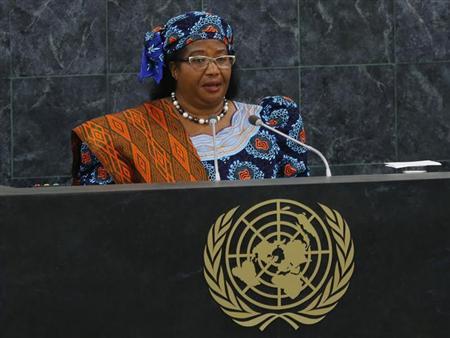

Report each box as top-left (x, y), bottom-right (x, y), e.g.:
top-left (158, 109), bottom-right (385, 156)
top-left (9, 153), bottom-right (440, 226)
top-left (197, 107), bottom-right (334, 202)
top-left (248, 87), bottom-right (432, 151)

top-left (203, 202), bottom-right (355, 331)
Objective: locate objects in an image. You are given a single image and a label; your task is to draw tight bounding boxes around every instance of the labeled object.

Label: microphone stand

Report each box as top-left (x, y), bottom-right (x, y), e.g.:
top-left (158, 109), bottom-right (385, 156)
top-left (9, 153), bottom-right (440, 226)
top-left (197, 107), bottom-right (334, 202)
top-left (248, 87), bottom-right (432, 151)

top-left (209, 117), bottom-right (221, 182)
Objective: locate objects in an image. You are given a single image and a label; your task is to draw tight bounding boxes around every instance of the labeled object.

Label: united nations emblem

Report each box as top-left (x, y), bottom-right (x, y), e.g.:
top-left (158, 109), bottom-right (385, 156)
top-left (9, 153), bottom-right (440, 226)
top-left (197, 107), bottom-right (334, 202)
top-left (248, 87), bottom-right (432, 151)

top-left (203, 199), bottom-right (355, 331)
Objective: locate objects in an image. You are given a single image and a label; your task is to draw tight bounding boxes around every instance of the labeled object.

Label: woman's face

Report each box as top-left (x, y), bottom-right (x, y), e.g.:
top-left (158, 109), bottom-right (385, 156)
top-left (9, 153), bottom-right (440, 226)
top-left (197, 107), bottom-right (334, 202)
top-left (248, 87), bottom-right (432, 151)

top-left (170, 39), bottom-right (232, 108)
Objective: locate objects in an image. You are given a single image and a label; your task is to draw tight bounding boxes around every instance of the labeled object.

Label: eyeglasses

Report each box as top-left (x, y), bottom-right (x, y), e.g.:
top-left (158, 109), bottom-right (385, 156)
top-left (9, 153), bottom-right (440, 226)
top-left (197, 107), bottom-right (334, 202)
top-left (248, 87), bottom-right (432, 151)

top-left (177, 55), bottom-right (236, 70)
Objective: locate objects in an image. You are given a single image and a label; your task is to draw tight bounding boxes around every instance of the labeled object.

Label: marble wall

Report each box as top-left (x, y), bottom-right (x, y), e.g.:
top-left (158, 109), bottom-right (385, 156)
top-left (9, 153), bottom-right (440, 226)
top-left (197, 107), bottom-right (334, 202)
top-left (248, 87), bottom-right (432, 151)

top-left (0, 0), bottom-right (449, 186)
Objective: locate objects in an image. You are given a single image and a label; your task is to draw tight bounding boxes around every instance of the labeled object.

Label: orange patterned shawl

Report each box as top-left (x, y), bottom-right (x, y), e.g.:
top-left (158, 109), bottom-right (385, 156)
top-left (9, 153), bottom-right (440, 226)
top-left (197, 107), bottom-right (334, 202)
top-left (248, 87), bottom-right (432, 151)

top-left (71, 99), bottom-right (208, 184)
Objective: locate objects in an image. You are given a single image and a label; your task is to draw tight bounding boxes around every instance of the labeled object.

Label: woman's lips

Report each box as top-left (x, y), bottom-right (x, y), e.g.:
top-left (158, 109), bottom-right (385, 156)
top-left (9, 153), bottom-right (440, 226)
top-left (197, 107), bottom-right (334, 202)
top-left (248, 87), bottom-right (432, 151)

top-left (202, 82), bottom-right (222, 93)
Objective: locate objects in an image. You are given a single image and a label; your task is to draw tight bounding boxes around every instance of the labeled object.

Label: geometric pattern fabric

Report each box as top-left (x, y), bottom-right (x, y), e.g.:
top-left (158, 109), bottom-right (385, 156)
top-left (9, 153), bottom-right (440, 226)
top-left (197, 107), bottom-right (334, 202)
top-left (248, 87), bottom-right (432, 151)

top-left (72, 99), bottom-right (208, 184)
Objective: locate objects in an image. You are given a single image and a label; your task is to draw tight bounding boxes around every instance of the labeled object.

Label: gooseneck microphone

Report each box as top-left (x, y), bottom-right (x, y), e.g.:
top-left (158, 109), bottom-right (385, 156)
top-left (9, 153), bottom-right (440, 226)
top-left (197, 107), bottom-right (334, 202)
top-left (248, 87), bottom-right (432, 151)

top-left (208, 116), bottom-right (221, 181)
top-left (248, 115), bottom-right (332, 177)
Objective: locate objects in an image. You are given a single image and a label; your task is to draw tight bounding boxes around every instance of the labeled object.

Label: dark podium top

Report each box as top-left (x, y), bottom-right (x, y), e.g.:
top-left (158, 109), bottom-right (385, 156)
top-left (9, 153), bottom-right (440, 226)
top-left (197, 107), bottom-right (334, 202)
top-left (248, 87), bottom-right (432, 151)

top-left (0, 173), bottom-right (449, 338)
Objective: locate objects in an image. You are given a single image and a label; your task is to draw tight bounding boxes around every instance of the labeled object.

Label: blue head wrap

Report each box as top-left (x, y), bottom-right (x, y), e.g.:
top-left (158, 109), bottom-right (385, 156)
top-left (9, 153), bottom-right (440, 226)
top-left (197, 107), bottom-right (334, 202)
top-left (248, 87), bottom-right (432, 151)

top-left (139, 11), bottom-right (234, 84)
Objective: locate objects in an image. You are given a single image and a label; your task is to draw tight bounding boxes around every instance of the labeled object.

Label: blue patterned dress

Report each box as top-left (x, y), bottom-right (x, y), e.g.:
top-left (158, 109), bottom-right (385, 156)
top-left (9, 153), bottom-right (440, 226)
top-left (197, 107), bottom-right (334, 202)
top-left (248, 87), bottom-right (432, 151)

top-left (76, 96), bottom-right (309, 185)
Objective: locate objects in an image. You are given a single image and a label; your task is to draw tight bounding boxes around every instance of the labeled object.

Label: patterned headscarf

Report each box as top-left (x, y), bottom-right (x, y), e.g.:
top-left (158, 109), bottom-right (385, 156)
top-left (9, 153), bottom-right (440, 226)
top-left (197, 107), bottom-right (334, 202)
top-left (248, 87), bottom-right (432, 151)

top-left (139, 11), bottom-right (234, 84)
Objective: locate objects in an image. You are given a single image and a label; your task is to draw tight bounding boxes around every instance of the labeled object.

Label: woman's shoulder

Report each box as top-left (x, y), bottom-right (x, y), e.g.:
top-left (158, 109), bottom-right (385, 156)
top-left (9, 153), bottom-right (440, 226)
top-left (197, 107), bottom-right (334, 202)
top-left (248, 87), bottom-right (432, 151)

top-left (254, 95), bottom-right (302, 130)
top-left (111, 100), bottom-right (158, 118)
top-left (76, 100), bottom-right (162, 129)
top-left (234, 96), bottom-right (299, 113)
top-left (258, 96), bottom-right (299, 115)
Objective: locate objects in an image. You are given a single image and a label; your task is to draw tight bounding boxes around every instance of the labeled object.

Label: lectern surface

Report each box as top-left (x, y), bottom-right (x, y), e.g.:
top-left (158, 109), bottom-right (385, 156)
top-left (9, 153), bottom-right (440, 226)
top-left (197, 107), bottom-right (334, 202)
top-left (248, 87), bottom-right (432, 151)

top-left (0, 173), bottom-right (449, 338)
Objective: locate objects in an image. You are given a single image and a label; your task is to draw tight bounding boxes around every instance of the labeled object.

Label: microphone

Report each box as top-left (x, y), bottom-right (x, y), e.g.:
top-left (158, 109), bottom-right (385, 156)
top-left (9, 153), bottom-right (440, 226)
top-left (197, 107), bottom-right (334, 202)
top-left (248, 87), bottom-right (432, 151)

top-left (209, 116), bottom-right (221, 181)
top-left (248, 115), bottom-right (332, 177)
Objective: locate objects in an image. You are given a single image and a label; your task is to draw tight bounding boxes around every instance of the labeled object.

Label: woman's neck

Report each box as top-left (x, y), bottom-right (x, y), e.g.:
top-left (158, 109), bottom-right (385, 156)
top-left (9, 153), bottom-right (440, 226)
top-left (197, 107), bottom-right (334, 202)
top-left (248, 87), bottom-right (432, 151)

top-left (168, 98), bottom-right (237, 137)
top-left (174, 92), bottom-right (224, 118)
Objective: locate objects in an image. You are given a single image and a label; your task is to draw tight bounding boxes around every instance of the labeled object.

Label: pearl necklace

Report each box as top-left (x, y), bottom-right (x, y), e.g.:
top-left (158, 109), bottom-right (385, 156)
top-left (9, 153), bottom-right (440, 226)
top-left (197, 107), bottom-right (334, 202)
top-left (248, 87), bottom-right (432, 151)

top-left (170, 92), bottom-right (228, 125)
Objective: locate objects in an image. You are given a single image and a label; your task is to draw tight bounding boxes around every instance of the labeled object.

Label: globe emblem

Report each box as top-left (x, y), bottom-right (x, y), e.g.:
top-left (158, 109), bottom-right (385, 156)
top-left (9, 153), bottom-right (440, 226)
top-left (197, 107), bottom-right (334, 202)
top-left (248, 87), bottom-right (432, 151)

top-left (204, 199), bottom-right (354, 330)
top-left (224, 199), bottom-right (333, 310)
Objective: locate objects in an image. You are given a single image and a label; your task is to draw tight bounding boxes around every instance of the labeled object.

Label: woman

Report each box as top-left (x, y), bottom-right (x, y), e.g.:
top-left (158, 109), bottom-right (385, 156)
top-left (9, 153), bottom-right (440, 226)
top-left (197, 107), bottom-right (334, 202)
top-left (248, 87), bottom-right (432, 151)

top-left (71, 11), bottom-right (309, 185)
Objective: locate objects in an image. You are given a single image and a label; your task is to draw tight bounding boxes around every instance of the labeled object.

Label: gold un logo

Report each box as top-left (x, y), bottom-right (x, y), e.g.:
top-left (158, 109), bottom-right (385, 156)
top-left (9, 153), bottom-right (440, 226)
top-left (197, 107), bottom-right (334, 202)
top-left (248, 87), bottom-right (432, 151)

top-left (203, 199), bottom-right (355, 331)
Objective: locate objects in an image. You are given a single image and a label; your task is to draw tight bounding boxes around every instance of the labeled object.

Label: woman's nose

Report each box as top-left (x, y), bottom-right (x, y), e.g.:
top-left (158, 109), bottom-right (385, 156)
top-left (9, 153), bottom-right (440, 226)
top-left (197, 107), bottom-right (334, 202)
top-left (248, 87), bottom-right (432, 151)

top-left (204, 60), bottom-right (220, 74)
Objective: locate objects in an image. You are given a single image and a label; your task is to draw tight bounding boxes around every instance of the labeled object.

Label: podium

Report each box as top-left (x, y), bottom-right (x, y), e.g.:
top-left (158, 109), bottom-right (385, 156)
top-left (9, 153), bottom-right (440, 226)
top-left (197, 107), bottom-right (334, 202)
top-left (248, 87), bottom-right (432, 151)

top-left (0, 173), bottom-right (449, 338)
